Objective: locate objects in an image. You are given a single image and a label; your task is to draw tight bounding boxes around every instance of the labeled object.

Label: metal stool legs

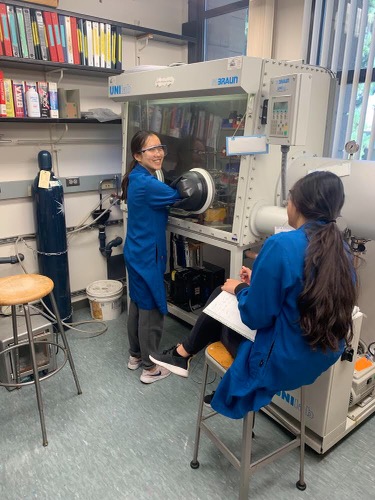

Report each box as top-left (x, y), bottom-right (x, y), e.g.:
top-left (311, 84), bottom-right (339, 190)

top-left (190, 361), bottom-right (209, 468)
top-left (22, 303), bottom-right (48, 446)
top-left (49, 292), bottom-right (82, 395)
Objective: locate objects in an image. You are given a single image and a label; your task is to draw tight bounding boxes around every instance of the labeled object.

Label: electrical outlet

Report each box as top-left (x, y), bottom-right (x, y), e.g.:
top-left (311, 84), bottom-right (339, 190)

top-left (101, 181), bottom-right (115, 190)
top-left (66, 177), bottom-right (80, 187)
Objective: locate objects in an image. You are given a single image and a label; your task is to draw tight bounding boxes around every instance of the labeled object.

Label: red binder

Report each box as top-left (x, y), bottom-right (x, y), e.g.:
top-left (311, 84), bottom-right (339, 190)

top-left (51, 11), bottom-right (64, 62)
top-left (69, 16), bottom-right (80, 65)
top-left (43, 10), bottom-right (57, 61)
top-left (0, 3), bottom-right (12, 56)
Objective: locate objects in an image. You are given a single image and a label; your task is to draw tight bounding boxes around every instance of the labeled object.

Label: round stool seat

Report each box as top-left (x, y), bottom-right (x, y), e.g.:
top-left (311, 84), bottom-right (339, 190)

top-left (0, 274), bottom-right (54, 306)
top-left (207, 341), bottom-right (234, 370)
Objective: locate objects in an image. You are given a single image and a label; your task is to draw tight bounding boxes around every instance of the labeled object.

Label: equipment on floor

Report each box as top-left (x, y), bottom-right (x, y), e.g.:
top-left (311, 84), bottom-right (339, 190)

top-left (0, 314), bottom-right (57, 391)
top-left (32, 150), bottom-right (72, 323)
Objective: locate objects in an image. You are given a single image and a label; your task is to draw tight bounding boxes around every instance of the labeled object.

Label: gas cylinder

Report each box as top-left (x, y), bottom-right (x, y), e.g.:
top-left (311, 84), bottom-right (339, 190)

top-left (32, 151), bottom-right (72, 323)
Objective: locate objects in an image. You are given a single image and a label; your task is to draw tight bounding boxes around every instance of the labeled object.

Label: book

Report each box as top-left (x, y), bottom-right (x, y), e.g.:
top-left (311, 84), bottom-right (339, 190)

top-left (35, 10), bottom-right (48, 60)
top-left (3, 78), bottom-right (15, 117)
top-left (77, 18), bottom-right (85, 65)
top-left (0, 3), bottom-right (12, 56)
top-left (31, 10), bottom-right (41, 60)
top-left (37, 81), bottom-right (49, 117)
top-left (0, 71), bottom-right (6, 117)
top-left (48, 81), bottom-right (58, 118)
top-left (115, 25), bottom-right (122, 70)
top-left (12, 80), bottom-right (25, 117)
top-left (0, 16), bottom-right (3, 55)
top-left (51, 11), bottom-right (64, 62)
top-left (22, 8), bottom-right (35, 59)
top-left (203, 291), bottom-right (256, 341)
top-left (7, 5), bottom-right (20, 57)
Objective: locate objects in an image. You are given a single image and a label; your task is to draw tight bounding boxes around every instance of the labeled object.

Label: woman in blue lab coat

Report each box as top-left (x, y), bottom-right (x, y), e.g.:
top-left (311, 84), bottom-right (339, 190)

top-left (121, 130), bottom-right (181, 384)
top-left (150, 171), bottom-right (358, 415)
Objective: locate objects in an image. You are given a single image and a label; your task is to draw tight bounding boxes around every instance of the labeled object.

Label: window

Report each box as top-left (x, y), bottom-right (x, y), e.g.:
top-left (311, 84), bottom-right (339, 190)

top-left (304, 1), bottom-right (375, 159)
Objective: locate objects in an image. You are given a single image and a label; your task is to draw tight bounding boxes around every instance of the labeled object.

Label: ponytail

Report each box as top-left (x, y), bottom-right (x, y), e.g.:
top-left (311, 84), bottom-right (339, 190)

top-left (290, 171), bottom-right (357, 351)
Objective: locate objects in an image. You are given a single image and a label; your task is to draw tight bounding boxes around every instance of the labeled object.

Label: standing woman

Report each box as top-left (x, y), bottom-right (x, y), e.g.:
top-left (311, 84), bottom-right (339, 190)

top-left (121, 131), bottom-right (181, 384)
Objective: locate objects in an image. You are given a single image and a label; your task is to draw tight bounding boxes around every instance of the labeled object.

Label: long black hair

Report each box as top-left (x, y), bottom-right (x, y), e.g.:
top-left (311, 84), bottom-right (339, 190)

top-left (290, 171), bottom-right (357, 351)
top-left (121, 130), bottom-right (159, 201)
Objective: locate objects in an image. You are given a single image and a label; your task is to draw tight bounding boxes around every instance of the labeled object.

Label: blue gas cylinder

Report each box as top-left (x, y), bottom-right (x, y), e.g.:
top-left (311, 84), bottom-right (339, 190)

top-left (32, 150), bottom-right (72, 323)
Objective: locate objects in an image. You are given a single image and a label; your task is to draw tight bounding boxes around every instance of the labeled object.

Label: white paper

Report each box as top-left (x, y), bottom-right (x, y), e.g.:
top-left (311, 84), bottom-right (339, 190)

top-left (203, 291), bottom-right (256, 341)
top-left (226, 135), bottom-right (268, 156)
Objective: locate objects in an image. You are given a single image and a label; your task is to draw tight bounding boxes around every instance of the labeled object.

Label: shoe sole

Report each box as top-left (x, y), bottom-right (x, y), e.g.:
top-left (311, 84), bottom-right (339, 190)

top-left (140, 371), bottom-right (171, 384)
top-left (127, 363), bottom-right (142, 370)
top-left (149, 355), bottom-right (189, 378)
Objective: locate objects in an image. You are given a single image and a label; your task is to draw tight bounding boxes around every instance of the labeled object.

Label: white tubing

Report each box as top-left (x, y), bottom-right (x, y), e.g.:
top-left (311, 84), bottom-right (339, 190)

top-left (253, 205), bottom-right (288, 235)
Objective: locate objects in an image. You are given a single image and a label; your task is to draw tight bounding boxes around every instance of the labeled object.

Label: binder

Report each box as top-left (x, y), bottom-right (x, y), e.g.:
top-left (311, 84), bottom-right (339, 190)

top-left (92, 21), bottom-right (100, 67)
top-left (84, 19), bottom-right (93, 66)
top-left (77, 18), bottom-right (85, 65)
top-left (0, 16), bottom-right (3, 55)
top-left (15, 7), bottom-right (28, 58)
top-left (58, 14), bottom-right (67, 62)
top-left (99, 22), bottom-right (105, 68)
top-left (51, 11), bottom-right (64, 62)
top-left (0, 3), bottom-right (12, 56)
top-left (7, 5), bottom-right (20, 57)
top-left (31, 10), bottom-right (41, 60)
top-left (35, 10), bottom-right (48, 60)
top-left (105, 23), bottom-right (111, 69)
top-left (43, 11), bottom-right (57, 61)
top-left (22, 8), bottom-right (35, 59)
top-left (64, 15), bottom-right (74, 64)
top-left (115, 25), bottom-right (122, 70)
top-left (70, 16), bottom-right (80, 64)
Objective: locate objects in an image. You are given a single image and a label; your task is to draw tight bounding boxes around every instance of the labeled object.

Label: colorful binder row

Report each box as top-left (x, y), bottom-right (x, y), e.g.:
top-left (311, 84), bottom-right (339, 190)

top-left (0, 3), bottom-right (122, 70)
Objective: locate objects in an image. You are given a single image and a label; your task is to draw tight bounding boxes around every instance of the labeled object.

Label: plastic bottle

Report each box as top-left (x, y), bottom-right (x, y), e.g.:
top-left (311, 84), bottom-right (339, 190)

top-left (25, 87), bottom-right (41, 118)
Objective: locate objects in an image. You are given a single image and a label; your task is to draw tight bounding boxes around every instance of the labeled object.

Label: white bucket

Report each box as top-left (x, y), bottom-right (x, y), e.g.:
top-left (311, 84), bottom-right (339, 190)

top-left (86, 280), bottom-right (123, 321)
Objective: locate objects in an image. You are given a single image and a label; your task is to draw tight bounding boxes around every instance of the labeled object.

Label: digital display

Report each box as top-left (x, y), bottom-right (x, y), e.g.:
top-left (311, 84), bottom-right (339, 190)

top-left (274, 101), bottom-right (288, 112)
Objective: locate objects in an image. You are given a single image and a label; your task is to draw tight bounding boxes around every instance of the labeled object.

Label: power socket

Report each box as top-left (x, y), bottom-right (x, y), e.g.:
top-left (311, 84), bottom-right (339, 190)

top-left (66, 177), bottom-right (80, 187)
top-left (101, 180), bottom-right (115, 190)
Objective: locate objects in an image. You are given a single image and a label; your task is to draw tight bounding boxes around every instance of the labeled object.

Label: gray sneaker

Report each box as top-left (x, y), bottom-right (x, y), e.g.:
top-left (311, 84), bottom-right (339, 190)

top-left (128, 355), bottom-right (142, 370)
top-left (140, 365), bottom-right (171, 384)
top-left (149, 346), bottom-right (192, 378)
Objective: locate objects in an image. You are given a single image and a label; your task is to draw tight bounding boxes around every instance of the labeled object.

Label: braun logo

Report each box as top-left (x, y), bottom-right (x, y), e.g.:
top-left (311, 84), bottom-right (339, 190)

top-left (213, 76), bottom-right (239, 86)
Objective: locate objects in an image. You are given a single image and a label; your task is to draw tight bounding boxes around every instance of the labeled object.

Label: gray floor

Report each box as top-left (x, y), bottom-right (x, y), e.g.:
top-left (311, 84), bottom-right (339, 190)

top-left (0, 305), bottom-right (374, 500)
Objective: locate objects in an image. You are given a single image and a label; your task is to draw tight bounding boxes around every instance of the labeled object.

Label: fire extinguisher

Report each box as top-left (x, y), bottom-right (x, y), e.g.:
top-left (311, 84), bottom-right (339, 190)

top-left (32, 150), bottom-right (72, 323)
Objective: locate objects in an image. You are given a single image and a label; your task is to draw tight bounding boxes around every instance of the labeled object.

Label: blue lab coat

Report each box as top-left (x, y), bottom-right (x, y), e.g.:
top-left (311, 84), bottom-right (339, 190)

top-left (212, 225), bottom-right (346, 419)
top-left (124, 163), bottom-right (180, 314)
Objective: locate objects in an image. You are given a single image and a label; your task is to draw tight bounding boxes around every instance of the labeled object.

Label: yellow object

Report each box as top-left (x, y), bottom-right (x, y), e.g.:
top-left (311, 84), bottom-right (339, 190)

top-left (27, 1), bottom-right (59, 7)
top-left (355, 356), bottom-right (373, 371)
top-left (204, 207), bottom-right (227, 223)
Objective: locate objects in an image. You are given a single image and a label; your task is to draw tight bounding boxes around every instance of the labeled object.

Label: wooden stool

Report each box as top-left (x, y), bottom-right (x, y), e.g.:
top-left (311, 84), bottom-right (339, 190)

top-left (0, 274), bottom-right (82, 446)
top-left (190, 341), bottom-right (306, 500)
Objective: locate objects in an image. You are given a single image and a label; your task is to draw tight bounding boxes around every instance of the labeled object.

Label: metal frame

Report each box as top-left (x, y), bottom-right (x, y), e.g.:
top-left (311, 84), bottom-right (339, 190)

top-left (190, 344), bottom-right (306, 500)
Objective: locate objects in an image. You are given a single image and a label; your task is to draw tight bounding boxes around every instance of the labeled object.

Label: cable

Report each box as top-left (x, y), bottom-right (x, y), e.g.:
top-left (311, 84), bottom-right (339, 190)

top-left (13, 237), bottom-right (109, 339)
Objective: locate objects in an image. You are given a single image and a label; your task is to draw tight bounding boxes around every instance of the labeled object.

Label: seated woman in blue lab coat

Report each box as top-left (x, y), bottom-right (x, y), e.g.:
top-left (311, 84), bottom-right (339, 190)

top-left (121, 130), bottom-right (183, 384)
top-left (150, 171), bottom-right (358, 417)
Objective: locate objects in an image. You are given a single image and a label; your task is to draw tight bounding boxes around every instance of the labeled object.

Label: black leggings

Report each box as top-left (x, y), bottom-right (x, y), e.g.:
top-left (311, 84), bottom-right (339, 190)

top-left (181, 286), bottom-right (244, 358)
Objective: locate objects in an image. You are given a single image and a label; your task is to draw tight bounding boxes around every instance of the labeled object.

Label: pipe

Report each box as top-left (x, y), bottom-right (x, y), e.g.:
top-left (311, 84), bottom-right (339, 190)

top-left (0, 254), bottom-right (25, 264)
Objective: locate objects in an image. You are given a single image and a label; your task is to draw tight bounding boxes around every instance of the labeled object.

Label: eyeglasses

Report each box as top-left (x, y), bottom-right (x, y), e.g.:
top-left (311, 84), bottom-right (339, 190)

top-left (138, 145), bottom-right (168, 156)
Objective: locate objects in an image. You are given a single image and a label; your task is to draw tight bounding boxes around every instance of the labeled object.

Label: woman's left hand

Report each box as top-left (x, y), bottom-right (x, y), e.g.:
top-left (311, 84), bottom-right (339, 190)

top-left (221, 278), bottom-right (242, 295)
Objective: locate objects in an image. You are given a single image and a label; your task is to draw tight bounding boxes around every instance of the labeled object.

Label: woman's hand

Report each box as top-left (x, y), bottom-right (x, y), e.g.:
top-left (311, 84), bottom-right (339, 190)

top-left (221, 278), bottom-right (242, 295)
top-left (239, 266), bottom-right (252, 285)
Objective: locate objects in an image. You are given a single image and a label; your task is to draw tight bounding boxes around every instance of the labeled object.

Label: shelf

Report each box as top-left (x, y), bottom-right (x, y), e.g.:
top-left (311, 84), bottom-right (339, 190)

top-left (0, 56), bottom-right (122, 76)
top-left (9, 0), bottom-right (196, 47)
top-left (0, 118), bottom-right (121, 124)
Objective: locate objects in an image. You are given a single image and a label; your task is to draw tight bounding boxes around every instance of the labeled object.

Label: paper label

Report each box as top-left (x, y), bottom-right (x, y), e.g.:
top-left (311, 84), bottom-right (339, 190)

top-left (38, 170), bottom-right (51, 189)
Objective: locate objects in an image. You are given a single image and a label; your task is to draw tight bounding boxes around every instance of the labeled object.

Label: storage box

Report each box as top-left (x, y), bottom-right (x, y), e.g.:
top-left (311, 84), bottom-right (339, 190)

top-left (26, 1), bottom-right (59, 7)
top-left (57, 88), bottom-right (80, 118)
